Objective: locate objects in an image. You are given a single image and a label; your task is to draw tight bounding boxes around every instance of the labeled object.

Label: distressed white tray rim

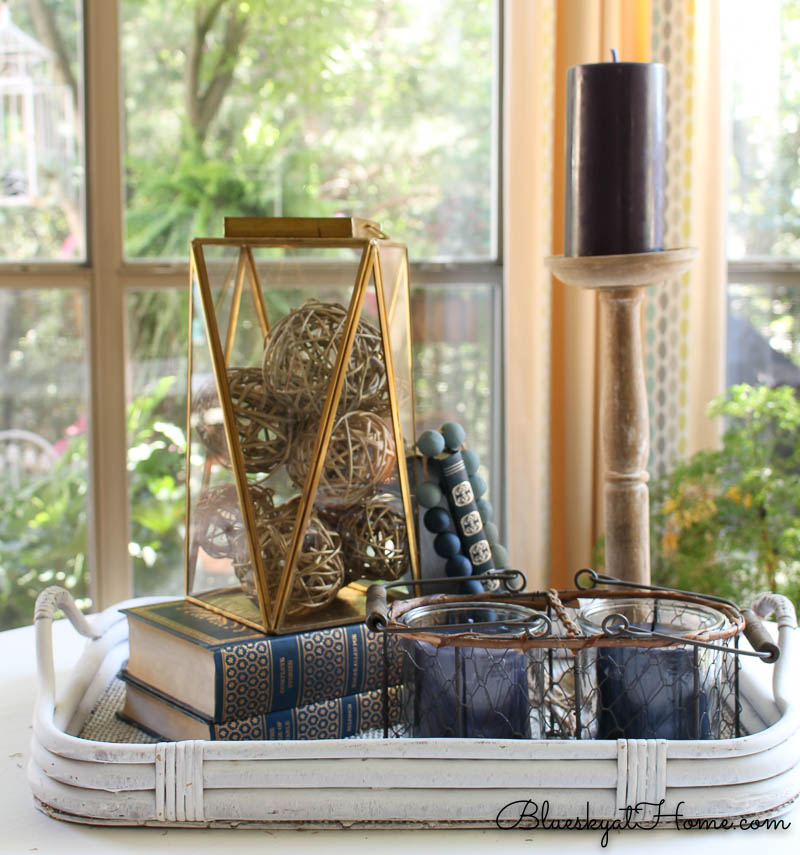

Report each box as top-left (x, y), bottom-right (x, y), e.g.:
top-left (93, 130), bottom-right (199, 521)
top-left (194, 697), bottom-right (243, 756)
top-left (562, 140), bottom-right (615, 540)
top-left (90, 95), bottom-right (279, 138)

top-left (28, 586), bottom-right (800, 828)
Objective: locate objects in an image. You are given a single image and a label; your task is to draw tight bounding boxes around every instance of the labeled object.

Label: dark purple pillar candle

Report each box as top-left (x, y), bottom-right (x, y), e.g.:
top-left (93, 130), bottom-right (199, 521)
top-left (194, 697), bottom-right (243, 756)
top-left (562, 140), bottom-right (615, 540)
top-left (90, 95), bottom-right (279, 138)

top-left (565, 61), bottom-right (666, 257)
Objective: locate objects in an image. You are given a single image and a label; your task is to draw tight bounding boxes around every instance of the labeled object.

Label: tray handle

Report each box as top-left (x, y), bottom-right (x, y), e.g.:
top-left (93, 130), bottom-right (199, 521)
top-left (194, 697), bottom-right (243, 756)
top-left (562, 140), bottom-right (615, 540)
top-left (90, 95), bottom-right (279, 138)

top-left (34, 585), bottom-right (99, 639)
top-left (750, 593), bottom-right (798, 715)
top-left (34, 586), bottom-right (100, 715)
top-left (751, 592), bottom-right (798, 630)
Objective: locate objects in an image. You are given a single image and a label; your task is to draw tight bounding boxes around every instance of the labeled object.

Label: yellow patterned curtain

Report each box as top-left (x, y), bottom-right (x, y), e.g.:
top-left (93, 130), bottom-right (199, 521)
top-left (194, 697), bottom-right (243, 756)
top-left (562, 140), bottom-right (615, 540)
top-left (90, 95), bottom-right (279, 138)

top-left (504, 0), bottom-right (725, 589)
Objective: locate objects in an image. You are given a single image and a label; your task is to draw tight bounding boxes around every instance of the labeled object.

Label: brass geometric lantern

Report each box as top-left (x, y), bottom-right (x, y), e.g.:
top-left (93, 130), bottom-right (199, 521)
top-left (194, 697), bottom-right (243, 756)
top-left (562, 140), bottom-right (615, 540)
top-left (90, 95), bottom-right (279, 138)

top-left (185, 217), bottom-right (419, 634)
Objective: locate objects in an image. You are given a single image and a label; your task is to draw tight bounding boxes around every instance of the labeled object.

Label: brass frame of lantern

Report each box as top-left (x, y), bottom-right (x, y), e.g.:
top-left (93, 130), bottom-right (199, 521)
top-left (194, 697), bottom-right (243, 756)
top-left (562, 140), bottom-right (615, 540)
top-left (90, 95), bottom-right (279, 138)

top-left (184, 220), bottom-right (419, 634)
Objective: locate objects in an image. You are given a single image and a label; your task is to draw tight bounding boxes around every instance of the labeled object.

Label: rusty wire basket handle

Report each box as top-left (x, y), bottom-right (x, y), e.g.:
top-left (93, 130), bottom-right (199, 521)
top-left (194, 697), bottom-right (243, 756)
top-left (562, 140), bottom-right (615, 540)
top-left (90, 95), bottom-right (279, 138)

top-left (575, 568), bottom-right (779, 661)
top-left (371, 569), bottom-right (778, 659)
top-left (365, 569), bottom-right (528, 631)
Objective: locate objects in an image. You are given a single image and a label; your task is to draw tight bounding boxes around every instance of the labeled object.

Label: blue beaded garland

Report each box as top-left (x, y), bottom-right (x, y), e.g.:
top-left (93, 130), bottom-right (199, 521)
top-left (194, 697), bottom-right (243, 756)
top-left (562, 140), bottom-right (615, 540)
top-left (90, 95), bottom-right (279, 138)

top-left (462, 448), bottom-right (480, 476)
top-left (425, 456), bottom-right (442, 480)
top-left (417, 429), bottom-right (445, 457)
top-left (460, 578), bottom-right (484, 596)
top-left (491, 543), bottom-right (509, 568)
top-left (433, 531), bottom-right (461, 558)
top-left (423, 506), bottom-right (451, 534)
top-left (445, 554), bottom-right (472, 577)
top-left (469, 473), bottom-right (487, 499)
top-left (417, 481), bottom-right (443, 508)
top-left (440, 422), bottom-right (466, 451)
top-left (483, 521), bottom-right (499, 544)
top-left (476, 498), bottom-right (493, 523)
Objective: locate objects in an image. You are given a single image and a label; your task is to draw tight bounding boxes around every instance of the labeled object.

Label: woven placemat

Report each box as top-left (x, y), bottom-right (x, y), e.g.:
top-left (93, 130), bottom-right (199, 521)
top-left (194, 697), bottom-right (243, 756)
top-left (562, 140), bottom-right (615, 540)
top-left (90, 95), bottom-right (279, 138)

top-left (78, 677), bottom-right (159, 743)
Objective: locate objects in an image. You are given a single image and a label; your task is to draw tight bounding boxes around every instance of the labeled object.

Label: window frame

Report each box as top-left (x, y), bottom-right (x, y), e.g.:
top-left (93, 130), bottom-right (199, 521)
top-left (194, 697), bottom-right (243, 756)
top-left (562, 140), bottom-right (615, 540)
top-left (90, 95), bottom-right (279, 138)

top-left (726, 258), bottom-right (800, 383)
top-left (0, 0), bottom-right (505, 610)
top-left (728, 258), bottom-right (800, 288)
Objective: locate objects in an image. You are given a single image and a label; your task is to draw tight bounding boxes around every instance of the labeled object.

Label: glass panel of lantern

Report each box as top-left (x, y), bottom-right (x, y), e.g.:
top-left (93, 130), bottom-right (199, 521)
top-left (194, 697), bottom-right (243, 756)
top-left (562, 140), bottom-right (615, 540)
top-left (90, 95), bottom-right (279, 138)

top-left (185, 218), bottom-right (420, 633)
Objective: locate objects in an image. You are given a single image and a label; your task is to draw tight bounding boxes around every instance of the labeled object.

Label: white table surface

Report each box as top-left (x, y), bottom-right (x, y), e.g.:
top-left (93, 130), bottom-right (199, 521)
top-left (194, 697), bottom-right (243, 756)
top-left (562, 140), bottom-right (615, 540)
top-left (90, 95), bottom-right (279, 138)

top-left (2, 616), bottom-right (799, 854)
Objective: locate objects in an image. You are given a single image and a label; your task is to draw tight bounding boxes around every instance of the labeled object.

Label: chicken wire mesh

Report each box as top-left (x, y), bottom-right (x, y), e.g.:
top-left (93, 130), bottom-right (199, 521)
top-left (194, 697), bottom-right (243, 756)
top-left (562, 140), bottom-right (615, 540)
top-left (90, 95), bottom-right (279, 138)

top-left (367, 571), bottom-right (767, 741)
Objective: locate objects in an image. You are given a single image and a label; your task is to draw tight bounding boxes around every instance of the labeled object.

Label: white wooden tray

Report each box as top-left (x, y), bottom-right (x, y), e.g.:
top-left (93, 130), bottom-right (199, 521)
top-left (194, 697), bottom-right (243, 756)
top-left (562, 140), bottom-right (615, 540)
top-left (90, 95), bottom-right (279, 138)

top-left (28, 586), bottom-right (800, 828)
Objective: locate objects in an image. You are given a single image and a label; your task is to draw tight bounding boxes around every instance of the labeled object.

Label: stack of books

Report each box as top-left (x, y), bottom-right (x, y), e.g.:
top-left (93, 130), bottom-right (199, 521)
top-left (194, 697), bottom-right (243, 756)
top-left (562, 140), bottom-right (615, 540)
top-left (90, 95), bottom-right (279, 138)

top-left (118, 599), bottom-right (399, 741)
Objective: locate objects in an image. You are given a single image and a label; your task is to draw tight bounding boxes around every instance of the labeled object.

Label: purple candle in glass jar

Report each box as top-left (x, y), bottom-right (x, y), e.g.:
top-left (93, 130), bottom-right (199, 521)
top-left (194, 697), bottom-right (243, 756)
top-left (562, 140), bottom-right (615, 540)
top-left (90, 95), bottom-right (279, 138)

top-left (398, 602), bottom-right (546, 739)
top-left (565, 59), bottom-right (666, 256)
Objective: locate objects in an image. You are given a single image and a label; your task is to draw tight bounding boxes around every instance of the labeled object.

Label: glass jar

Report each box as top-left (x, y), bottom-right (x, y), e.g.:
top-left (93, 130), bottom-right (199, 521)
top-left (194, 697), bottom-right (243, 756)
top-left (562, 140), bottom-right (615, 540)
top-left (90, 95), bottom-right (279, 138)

top-left (397, 602), bottom-right (548, 739)
top-left (578, 598), bottom-right (728, 740)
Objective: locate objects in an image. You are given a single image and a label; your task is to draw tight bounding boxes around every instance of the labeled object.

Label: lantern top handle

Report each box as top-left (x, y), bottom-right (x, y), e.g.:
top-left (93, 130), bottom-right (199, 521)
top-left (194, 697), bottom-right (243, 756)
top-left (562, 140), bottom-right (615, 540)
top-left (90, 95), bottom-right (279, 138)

top-left (223, 216), bottom-right (386, 240)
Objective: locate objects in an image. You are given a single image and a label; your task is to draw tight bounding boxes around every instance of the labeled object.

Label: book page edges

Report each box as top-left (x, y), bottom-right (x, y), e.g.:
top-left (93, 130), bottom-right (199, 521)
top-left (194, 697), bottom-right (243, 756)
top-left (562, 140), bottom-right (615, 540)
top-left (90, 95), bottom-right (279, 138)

top-left (125, 618), bottom-right (218, 719)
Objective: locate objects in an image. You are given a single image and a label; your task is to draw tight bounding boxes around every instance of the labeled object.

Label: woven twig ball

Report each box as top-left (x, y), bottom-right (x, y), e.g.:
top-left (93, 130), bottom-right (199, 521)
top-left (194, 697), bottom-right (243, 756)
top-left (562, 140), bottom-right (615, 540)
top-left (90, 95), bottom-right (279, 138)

top-left (193, 482), bottom-right (276, 560)
top-left (233, 497), bottom-right (345, 616)
top-left (192, 368), bottom-right (292, 474)
top-left (191, 378), bottom-right (226, 460)
top-left (287, 410), bottom-right (397, 508)
top-left (262, 299), bottom-right (389, 416)
top-left (192, 483), bottom-right (242, 559)
top-left (341, 493), bottom-right (409, 582)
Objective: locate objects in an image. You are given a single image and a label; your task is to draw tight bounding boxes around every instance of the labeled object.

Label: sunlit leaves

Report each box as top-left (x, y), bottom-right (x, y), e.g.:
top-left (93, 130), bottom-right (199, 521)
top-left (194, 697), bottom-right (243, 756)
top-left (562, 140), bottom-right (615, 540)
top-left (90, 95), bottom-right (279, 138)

top-left (647, 384), bottom-right (800, 608)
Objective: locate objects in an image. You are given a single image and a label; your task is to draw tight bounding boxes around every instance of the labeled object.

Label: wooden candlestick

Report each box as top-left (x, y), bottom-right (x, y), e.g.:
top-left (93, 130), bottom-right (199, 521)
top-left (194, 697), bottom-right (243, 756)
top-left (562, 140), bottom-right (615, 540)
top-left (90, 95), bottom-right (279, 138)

top-left (546, 248), bottom-right (698, 584)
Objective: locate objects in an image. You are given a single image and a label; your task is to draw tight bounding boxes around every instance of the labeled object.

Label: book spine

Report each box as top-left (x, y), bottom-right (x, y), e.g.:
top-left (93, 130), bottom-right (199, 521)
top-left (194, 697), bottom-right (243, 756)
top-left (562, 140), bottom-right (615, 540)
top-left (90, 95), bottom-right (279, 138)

top-left (211, 686), bottom-right (400, 741)
top-left (215, 627), bottom-right (400, 721)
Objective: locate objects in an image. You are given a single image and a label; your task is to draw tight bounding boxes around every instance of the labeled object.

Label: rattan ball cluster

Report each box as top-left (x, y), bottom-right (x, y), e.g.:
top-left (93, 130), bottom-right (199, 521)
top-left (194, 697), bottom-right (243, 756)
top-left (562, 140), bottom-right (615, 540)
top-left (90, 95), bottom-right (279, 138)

top-left (193, 368), bottom-right (292, 473)
top-left (192, 295), bottom-right (411, 615)
top-left (261, 299), bottom-right (388, 416)
top-left (340, 493), bottom-right (408, 582)
top-left (193, 482), bottom-right (276, 560)
top-left (192, 483), bottom-right (242, 559)
top-left (233, 497), bottom-right (345, 615)
top-left (287, 409), bottom-right (396, 508)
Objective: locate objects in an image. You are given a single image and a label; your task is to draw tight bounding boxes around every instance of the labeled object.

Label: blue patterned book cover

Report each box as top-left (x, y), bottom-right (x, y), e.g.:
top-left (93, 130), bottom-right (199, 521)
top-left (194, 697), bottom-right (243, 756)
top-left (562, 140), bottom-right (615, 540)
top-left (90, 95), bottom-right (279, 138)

top-left (122, 599), bottom-right (399, 722)
top-left (216, 685), bottom-right (401, 740)
top-left (119, 670), bottom-right (401, 741)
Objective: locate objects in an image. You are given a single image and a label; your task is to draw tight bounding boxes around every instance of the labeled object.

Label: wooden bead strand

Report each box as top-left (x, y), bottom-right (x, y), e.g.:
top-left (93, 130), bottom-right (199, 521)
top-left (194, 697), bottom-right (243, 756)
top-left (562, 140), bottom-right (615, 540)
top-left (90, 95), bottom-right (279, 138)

top-left (416, 423), bottom-right (511, 594)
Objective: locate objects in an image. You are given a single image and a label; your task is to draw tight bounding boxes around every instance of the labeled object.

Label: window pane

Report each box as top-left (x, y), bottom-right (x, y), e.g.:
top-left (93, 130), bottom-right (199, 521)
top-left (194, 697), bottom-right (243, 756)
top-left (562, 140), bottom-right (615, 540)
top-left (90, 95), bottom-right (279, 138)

top-left (121, 0), bottom-right (496, 260)
top-left (724, 0), bottom-right (797, 258)
top-left (727, 281), bottom-right (800, 386)
top-left (411, 283), bottom-right (500, 523)
top-left (0, 289), bottom-right (89, 629)
top-left (0, 2), bottom-right (85, 260)
top-left (126, 290), bottom-right (189, 597)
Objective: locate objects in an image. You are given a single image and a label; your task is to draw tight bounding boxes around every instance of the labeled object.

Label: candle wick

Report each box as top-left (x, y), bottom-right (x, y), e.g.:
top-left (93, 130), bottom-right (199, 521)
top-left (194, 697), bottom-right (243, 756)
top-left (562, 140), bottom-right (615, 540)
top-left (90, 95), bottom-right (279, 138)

top-left (611, 48), bottom-right (619, 62)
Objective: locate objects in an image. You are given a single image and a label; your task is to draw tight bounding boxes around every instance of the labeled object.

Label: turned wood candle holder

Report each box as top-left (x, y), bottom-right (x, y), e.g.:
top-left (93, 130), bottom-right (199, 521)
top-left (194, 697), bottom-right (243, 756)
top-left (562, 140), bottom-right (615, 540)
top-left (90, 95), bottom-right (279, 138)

top-left (546, 248), bottom-right (698, 585)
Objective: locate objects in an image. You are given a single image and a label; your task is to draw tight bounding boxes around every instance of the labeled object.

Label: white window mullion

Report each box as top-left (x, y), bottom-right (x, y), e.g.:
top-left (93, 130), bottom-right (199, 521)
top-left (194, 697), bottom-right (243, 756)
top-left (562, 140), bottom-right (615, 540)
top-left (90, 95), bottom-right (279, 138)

top-left (85, 0), bottom-right (130, 608)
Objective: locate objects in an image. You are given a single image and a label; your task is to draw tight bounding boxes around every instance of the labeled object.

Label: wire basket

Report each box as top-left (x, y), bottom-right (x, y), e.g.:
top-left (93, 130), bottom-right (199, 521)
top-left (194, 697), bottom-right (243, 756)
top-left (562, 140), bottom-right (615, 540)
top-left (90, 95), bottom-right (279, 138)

top-left (366, 570), bottom-right (780, 741)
